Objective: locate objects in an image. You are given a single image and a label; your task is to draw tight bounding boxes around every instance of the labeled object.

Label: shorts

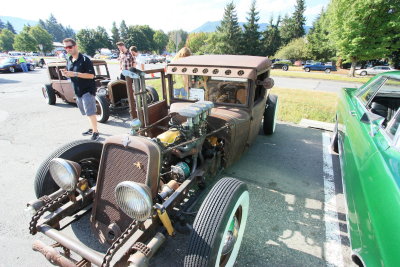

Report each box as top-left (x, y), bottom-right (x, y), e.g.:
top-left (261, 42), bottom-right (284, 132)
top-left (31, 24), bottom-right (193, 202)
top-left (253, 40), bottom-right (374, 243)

top-left (76, 92), bottom-right (97, 116)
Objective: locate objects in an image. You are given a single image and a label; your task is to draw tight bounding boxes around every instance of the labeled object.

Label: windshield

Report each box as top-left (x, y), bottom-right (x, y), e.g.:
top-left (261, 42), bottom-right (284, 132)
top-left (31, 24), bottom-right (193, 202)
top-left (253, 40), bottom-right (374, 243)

top-left (171, 74), bottom-right (248, 105)
top-left (0, 58), bottom-right (14, 64)
top-left (357, 76), bottom-right (387, 105)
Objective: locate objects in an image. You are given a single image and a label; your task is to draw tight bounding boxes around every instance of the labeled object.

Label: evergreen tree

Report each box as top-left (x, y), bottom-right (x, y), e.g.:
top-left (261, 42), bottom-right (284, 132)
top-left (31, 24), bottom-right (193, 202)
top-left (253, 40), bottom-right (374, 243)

top-left (306, 9), bottom-right (336, 62)
top-left (279, 14), bottom-right (293, 45)
top-left (40, 14), bottom-right (75, 42)
top-left (262, 16), bottom-right (282, 57)
top-left (76, 29), bottom-right (97, 56)
top-left (111, 21), bottom-right (120, 45)
top-left (167, 30), bottom-right (188, 53)
top-left (292, 0), bottom-right (306, 39)
top-left (242, 0), bottom-right (261, 55)
top-left (64, 26), bottom-right (75, 39)
top-left (328, 0), bottom-right (400, 76)
top-left (6, 22), bottom-right (16, 34)
top-left (215, 2), bottom-right (242, 55)
top-left (94, 26), bottom-right (112, 49)
top-left (0, 29), bottom-right (15, 51)
top-left (120, 20), bottom-right (128, 42)
top-left (0, 19), bottom-right (5, 31)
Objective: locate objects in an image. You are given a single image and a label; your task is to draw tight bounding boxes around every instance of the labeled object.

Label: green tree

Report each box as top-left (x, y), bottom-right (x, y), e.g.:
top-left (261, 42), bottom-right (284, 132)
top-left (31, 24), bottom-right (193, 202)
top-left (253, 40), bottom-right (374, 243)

top-left (292, 0), bottom-right (306, 39)
top-left (242, 0), bottom-right (261, 55)
top-left (306, 9), bottom-right (336, 62)
top-left (153, 30), bottom-right (169, 54)
top-left (13, 26), bottom-right (37, 52)
top-left (39, 14), bottom-right (75, 42)
top-left (94, 26), bottom-right (112, 49)
top-left (125, 25), bottom-right (156, 52)
top-left (120, 20), bottom-right (128, 42)
top-left (29, 26), bottom-right (53, 53)
top-left (0, 19), bottom-right (5, 31)
top-left (111, 21), bottom-right (120, 46)
top-left (6, 21), bottom-right (16, 34)
top-left (186, 32), bottom-right (210, 54)
top-left (274, 37), bottom-right (308, 60)
top-left (76, 29), bottom-right (97, 56)
top-left (215, 2), bottom-right (242, 54)
top-left (262, 16), bottom-right (282, 57)
top-left (138, 25), bottom-right (155, 51)
top-left (0, 29), bottom-right (15, 51)
top-left (328, 0), bottom-right (400, 76)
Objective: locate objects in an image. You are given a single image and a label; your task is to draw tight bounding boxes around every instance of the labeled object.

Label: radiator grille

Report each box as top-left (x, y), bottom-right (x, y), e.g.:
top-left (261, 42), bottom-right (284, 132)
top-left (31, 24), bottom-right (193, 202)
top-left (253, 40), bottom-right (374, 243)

top-left (94, 144), bottom-right (148, 232)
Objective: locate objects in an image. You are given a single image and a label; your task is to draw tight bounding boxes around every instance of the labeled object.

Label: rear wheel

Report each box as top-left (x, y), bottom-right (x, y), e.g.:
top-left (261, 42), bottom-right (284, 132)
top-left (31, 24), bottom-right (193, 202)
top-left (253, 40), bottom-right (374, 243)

top-left (360, 71), bottom-right (367, 76)
top-left (42, 84), bottom-right (56, 105)
top-left (184, 178), bottom-right (249, 267)
top-left (282, 65), bottom-right (288, 71)
top-left (325, 68), bottom-right (331, 73)
top-left (263, 94), bottom-right (278, 135)
top-left (29, 64), bottom-right (35, 71)
top-left (95, 94), bottom-right (110, 123)
top-left (34, 140), bottom-right (103, 198)
top-left (9, 66), bottom-right (15, 73)
top-left (305, 67), bottom-right (310, 72)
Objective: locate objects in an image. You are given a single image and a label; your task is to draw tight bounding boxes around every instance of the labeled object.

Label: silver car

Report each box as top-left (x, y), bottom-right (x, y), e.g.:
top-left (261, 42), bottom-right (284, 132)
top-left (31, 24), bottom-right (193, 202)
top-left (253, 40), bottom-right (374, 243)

top-left (356, 65), bottom-right (396, 76)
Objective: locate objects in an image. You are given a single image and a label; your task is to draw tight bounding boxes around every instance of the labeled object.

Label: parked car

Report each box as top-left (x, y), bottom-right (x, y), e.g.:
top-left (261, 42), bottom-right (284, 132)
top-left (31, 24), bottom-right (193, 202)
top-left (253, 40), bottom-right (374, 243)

top-left (303, 62), bottom-right (337, 73)
top-left (26, 55), bottom-right (278, 267)
top-left (41, 60), bottom-right (159, 123)
top-left (0, 57), bottom-right (35, 72)
top-left (355, 65), bottom-right (397, 76)
top-left (331, 71), bottom-right (400, 267)
top-left (272, 62), bottom-right (289, 71)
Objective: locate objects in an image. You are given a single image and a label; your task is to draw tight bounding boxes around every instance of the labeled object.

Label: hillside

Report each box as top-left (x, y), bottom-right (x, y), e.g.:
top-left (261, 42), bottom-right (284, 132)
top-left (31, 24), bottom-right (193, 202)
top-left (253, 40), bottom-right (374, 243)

top-left (0, 16), bottom-right (38, 33)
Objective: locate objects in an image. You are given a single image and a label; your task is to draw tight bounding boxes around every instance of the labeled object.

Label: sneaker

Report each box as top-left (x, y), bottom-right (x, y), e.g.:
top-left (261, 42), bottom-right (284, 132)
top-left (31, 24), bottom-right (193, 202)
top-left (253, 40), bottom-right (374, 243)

top-left (91, 132), bottom-right (100, 141)
top-left (82, 129), bottom-right (93, 136)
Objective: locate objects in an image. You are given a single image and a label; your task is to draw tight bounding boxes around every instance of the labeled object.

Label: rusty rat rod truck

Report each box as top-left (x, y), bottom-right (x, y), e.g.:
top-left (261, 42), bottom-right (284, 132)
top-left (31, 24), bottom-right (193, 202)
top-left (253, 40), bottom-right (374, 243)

top-left (26, 55), bottom-right (277, 267)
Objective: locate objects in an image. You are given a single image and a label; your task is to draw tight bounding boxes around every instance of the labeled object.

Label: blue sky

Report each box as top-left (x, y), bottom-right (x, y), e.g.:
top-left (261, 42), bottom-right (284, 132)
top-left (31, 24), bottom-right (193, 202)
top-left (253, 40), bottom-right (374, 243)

top-left (2, 0), bottom-right (330, 32)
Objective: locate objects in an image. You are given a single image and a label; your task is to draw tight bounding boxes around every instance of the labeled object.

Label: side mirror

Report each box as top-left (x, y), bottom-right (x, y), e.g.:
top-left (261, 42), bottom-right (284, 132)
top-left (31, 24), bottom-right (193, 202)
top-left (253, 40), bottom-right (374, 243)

top-left (257, 77), bottom-right (274, 89)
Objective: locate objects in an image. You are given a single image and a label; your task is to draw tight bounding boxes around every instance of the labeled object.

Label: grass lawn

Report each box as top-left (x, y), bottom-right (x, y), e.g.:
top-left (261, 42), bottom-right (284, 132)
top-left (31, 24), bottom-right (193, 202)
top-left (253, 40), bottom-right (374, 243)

top-left (145, 79), bottom-right (338, 124)
top-left (272, 87), bottom-right (338, 123)
top-left (271, 69), bottom-right (370, 84)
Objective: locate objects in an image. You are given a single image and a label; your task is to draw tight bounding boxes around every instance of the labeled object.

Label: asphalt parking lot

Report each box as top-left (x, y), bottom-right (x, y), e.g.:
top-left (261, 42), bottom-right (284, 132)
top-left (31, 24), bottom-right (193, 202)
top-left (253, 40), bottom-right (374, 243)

top-left (0, 66), bottom-right (356, 267)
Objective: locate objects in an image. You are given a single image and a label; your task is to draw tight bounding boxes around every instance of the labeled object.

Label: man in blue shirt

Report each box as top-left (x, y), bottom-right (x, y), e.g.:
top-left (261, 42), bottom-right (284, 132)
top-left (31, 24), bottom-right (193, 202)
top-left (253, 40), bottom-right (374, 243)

top-left (61, 38), bottom-right (100, 141)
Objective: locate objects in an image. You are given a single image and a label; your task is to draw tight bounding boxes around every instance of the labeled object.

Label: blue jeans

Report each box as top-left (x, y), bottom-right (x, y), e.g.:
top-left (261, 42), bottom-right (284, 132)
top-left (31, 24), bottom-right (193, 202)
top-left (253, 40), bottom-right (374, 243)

top-left (20, 62), bottom-right (28, 72)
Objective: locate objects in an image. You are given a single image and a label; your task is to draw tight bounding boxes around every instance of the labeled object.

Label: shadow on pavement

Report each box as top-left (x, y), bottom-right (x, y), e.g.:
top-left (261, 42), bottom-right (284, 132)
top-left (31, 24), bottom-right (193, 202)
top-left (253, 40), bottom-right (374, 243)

top-left (0, 78), bottom-right (21, 84)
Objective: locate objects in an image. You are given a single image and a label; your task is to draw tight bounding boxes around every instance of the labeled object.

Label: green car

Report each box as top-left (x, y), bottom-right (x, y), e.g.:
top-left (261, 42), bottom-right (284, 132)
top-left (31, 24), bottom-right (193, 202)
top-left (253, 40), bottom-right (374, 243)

top-left (331, 71), bottom-right (400, 266)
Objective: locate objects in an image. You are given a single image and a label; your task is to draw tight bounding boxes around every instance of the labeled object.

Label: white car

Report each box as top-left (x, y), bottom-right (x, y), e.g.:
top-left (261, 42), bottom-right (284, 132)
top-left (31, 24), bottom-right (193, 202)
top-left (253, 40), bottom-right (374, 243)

top-left (355, 65), bottom-right (396, 76)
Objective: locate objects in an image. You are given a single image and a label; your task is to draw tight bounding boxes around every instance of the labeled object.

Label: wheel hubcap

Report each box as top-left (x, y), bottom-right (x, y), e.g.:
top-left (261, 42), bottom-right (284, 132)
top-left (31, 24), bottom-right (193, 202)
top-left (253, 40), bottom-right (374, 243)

top-left (221, 216), bottom-right (239, 255)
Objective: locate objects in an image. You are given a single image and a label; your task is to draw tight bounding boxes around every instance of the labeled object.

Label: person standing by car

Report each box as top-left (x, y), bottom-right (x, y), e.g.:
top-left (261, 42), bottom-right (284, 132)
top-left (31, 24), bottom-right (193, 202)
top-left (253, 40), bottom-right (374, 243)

top-left (61, 38), bottom-right (100, 141)
top-left (18, 56), bottom-right (28, 72)
top-left (116, 41), bottom-right (134, 80)
top-left (129, 46), bottom-right (138, 69)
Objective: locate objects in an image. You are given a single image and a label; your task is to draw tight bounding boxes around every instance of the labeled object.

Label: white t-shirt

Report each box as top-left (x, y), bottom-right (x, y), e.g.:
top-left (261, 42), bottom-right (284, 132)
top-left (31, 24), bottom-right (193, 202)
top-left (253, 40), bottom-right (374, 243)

top-left (135, 54), bottom-right (145, 70)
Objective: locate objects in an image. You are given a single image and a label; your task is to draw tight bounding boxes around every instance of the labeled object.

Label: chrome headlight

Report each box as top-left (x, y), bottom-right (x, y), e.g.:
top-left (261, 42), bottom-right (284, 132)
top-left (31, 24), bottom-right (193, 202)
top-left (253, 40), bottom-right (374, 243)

top-left (115, 181), bottom-right (152, 221)
top-left (49, 158), bottom-right (81, 192)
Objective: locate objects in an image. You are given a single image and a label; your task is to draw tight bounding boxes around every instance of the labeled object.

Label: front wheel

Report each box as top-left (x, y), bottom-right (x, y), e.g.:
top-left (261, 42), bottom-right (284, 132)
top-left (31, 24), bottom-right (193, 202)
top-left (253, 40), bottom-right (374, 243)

top-left (325, 68), bottom-right (331, 73)
top-left (29, 64), bottom-right (35, 71)
top-left (34, 140), bottom-right (103, 198)
top-left (95, 94), bottom-right (110, 123)
top-left (304, 67), bottom-right (310, 72)
top-left (145, 86), bottom-right (159, 103)
top-left (360, 71), bottom-right (367, 76)
top-left (282, 65), bottom-right (288, 71)
top-left (42, 84), bottom-right (56, 105)
top-left (184, 178), bottom-right (249, 267)
top-left (9, 66), bottom-right (15, 73)
top-left (263, 94), bottom-right (278, 135)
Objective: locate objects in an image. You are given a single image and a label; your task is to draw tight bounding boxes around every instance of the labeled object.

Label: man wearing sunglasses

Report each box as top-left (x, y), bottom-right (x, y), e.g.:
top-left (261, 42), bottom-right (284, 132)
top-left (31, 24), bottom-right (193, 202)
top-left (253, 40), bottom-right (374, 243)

top-left (61, 38), bottom-right (100, 141)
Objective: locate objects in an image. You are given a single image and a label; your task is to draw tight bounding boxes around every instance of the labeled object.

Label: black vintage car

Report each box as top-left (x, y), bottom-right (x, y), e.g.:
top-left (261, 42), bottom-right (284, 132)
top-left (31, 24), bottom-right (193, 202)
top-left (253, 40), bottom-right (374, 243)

top-left (0, 57), bottom-right (35, 73)
top-left (271, 62), bottom-right (289, 71)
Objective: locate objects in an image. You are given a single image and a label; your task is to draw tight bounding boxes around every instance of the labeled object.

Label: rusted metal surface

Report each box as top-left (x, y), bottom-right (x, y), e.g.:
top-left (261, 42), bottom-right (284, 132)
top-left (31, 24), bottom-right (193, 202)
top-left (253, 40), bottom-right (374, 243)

top-left (38, 224), bottom-right (105, 266)
top-left (91, 135), bottom-right (161, 244)
top-left (32, 240), bottom-right (76, 267)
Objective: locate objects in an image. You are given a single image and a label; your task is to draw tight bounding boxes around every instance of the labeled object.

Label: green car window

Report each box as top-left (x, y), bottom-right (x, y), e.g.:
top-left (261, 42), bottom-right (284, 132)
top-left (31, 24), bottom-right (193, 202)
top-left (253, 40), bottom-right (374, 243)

top-left (358, 76), bottom-right (386, 105)
top-left (386, 110), bottom-right (400, 141)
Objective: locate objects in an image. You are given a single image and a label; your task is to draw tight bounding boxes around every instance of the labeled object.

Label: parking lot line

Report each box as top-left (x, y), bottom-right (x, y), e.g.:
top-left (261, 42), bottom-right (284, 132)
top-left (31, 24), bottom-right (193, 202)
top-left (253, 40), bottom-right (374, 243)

top-left (322, 132), bottom-right (344, 267)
